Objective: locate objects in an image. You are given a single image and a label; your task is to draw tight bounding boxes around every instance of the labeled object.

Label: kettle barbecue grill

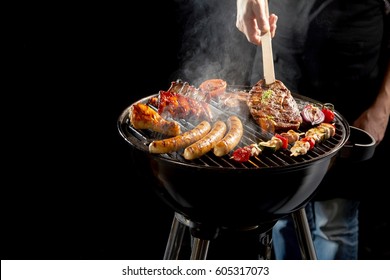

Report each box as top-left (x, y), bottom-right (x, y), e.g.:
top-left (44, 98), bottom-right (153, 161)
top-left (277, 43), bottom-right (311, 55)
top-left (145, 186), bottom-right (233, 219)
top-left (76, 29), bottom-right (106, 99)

top-left (117, 84), bottom-right (375, 259)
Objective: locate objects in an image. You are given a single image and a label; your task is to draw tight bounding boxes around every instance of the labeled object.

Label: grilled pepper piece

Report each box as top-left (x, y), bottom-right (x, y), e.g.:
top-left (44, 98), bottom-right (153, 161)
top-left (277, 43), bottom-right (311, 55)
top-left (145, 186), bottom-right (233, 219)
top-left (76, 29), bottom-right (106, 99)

top-left (274, 133), bottom-right (289, 149)
top-left (259, 136), bottom-right (283, 153)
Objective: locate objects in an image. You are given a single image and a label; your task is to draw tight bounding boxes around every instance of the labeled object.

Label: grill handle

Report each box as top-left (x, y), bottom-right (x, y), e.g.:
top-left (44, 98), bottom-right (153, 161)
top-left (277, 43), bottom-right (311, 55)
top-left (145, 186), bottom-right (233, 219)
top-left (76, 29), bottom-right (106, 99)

top-left (339, 126), bottom-right (376, 162)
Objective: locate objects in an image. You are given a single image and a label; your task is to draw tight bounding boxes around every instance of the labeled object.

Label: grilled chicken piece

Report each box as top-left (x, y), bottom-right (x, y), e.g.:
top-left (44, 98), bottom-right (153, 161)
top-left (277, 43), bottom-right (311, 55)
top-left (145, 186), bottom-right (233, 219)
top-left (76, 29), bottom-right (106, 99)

top-left (157, 90), bottom-right (213, 122)
top-left (247, 79), bottom-right (302, 133)
top-left (279, 129), bottom-right (301, 143)
top-left (129, 103), bottom-right (181, 136)
top-left (290, 140), bottom-right (312, 157)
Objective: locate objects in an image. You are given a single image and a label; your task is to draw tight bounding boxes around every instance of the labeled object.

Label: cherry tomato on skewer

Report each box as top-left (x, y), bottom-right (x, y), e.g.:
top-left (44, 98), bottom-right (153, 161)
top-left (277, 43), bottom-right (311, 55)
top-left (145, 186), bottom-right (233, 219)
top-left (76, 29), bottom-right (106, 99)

top-left (231, 146), bottom-right (252, 162)
top-left (301, 136), bottom-right (315, 149)
top-left (321, 103), bottom-right (335, 123)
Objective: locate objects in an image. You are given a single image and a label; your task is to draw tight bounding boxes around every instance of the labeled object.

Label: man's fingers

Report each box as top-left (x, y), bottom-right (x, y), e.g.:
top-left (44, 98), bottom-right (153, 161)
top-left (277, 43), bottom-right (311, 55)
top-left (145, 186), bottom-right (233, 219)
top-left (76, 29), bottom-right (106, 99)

top-left (269, 14), bottom-right (278, 37)
top-left (252, 0), bottom-right (270, 34)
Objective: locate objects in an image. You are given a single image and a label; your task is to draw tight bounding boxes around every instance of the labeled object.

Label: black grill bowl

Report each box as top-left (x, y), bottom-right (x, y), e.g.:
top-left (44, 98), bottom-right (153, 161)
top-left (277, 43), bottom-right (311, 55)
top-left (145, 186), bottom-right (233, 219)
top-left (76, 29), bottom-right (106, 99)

top-left (148, 154), bottom-right (334, 229)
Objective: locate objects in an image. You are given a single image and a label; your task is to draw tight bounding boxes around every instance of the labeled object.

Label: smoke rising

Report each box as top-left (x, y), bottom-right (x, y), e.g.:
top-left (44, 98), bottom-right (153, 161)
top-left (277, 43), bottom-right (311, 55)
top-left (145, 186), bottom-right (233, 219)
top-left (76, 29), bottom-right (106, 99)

top-left (172, 0), bottom-right (256, 87)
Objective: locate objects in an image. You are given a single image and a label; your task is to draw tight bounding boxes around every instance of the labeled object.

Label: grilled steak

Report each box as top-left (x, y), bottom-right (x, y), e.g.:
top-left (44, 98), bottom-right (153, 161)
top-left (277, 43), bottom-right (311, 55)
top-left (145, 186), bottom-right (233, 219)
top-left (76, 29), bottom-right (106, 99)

top-left (247, 79), bottom-right (302, 133)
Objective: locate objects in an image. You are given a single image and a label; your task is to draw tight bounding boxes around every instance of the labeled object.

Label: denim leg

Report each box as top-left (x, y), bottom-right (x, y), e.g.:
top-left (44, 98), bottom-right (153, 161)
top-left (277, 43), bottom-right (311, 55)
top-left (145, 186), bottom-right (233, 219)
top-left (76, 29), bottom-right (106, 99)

top-left (272, 199), bottom-right (359, 260)
top-left (272, 215), bottom-right (302, 259)
top-left (311, 199), bottom-right (359, 260)
top-left (272, 202), bottom-right (316, 260)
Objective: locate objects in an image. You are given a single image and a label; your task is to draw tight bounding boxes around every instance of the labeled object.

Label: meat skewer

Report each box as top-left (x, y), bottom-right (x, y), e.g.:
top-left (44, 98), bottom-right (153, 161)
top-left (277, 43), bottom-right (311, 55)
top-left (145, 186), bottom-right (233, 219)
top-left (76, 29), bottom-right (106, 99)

top-left (231, 123), bottom-right (335, 162)
top-left (231, 130), bottom-right (300, 162)
top-left (290, 123), bottom-right (336, 156)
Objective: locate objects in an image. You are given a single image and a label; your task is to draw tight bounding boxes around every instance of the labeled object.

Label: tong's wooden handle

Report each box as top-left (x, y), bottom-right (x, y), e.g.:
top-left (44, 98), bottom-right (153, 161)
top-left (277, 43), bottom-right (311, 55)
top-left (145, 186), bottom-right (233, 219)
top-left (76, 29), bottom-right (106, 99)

top-left (261, 0), bottom-right (275, 85)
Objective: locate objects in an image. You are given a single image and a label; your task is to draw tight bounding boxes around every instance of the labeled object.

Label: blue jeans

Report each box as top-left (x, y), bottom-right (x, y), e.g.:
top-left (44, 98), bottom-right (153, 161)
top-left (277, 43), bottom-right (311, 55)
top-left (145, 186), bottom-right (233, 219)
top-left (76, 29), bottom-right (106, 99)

top-left (272, 198), bottom-right (360, 260)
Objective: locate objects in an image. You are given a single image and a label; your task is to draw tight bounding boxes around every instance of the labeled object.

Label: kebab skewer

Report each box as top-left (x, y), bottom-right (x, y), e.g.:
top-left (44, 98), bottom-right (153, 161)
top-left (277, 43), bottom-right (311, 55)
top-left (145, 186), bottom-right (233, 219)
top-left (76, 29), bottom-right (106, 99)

top-left (290, 122), bottom-right (335, 156)
top-left (231, 129), bottom-right (300, 162)
top-left (231, 123), bottom-right (336, 162)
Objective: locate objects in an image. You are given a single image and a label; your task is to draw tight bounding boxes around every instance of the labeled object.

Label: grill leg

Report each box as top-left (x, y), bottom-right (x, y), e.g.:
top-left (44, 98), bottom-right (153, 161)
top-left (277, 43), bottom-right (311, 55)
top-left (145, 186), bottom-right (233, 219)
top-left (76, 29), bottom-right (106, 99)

top-left (163, 213), bottom-right (187, 260)
top-left (163, 212), bottom-right (273, 260)
top-left (258, 230), bottom-right (273, 260)
top-left (291, 208), bottom-right (318, 260)
top-left (190, 237), bottom-right (210, 260)
top-left (163, 212), bottom-right (217, 260)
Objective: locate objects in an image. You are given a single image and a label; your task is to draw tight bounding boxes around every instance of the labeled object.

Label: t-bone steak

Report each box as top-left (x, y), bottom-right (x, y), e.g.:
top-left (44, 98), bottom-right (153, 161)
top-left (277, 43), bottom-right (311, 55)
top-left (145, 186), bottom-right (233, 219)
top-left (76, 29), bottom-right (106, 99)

top-left (247, 79), bottom-right (302, 133)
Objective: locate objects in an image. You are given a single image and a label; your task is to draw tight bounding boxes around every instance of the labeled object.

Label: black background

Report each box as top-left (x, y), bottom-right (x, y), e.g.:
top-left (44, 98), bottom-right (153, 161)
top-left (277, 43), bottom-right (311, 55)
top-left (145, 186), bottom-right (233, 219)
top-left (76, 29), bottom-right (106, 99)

top-left (6, 1), bottom-right (183, 260)
top-left (4, 1), bottom-right (389, 260)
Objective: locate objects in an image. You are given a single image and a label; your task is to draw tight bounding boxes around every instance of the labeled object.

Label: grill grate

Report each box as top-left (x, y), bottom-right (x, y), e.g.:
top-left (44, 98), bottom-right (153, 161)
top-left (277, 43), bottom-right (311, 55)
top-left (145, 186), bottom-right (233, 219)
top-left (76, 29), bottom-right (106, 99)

top-left (118, 91), bottom-right (348, 170)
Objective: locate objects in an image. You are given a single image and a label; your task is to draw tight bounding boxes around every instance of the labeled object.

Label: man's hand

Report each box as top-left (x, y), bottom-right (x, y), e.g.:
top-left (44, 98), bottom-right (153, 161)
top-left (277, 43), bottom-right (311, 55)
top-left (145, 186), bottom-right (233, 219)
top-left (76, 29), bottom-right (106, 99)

top-left (236, 0), bottom-right (278, 45)
top-left (353, 62), bottom-right (390, 144)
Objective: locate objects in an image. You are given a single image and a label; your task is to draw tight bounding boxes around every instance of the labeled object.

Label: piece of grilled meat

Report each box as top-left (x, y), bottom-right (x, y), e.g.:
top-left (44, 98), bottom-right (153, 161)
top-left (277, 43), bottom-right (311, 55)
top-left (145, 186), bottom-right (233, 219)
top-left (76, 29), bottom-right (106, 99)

top-left (129, 103), bottom-right (181, 136)
top-left (247, 79), bottom-right (302, 133)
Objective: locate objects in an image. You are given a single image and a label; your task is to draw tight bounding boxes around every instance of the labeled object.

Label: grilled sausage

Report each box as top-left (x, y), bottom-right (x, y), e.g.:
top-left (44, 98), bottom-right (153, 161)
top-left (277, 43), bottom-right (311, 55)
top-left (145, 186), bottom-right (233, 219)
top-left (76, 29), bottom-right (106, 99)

top-left (213, 115), bottom-right (244, 157)
top-left (183, 120), bottom-right (227, 160)
top-left (149, 121), bottom-right (211, 154)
